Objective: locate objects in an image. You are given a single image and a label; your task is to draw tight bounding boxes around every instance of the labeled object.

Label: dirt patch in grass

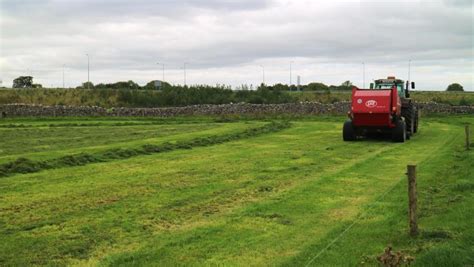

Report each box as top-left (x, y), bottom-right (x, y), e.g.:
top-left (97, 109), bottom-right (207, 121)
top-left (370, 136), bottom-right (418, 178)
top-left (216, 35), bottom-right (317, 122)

top-left (376, 246), bottom-right (415, 267)
top-left (96, 196), bottom-right (121, 206)
top-left (254, 212), bottom-right (293, 225)
top-left (257, 185), bottom-right (273, 192)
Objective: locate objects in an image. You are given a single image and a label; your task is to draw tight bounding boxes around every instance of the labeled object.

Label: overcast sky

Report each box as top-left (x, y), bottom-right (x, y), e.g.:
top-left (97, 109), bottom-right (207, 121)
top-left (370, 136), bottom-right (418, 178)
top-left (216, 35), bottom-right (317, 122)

top-left (0, 0), bottom-right (472, 90)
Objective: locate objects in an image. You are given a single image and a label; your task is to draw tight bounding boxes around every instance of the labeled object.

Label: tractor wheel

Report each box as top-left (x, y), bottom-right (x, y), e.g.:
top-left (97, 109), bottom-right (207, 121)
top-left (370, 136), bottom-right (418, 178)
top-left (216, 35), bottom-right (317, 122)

top-left (392, 119), bottom-right (406, 143)
top-left (343, 120), bottom-right (356, 141)
top-left (402, 102), bottom-right (415, 137)
top-left (413, 108), bottom-right (419, 133)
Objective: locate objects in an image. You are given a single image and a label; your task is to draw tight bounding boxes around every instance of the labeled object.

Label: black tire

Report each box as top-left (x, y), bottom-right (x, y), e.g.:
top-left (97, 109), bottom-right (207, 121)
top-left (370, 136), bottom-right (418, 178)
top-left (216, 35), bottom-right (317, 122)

top-left (402, 102), bottom-right (415, 137)
top-left (392, 119), bottom-right (406, 143)
top-left (343, 120), bottom-right (356, 141)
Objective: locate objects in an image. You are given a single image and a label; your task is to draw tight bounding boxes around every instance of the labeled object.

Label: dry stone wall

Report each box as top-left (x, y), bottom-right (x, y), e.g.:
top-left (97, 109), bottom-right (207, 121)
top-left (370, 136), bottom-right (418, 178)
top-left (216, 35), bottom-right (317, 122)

top-left (0, 102), bottom-right (473, 118)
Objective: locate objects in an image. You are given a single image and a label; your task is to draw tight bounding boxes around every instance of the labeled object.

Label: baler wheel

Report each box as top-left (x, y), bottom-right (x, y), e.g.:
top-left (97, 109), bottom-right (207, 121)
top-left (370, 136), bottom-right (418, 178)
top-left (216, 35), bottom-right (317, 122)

top-left (343, 120), bottom-right (356, 141)
top-left (392, 120), bottom-right (406, 143)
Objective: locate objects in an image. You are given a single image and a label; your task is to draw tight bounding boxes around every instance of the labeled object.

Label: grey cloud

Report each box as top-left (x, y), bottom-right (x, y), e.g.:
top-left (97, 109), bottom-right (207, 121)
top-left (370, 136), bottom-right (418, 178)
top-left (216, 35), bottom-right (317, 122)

top-left (1, 0), bottom-right (271, 18)
top-left (0, 0), bottom-right (472, 90)
top-left (443, 0), bottom-right (473, 7)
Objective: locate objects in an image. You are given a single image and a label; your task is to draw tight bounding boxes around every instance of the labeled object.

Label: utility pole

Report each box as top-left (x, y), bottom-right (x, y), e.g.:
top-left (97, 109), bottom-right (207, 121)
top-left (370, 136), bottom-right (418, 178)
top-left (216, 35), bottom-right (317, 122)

top-left (183, 63), bottom-right (188, 86)
top-left (362, 62), bottom-right (365, 88)
top-left (290, 61), bottom-right (294, 87)
top-left (62, 64), bottom-right (65, 88)
top-left (86, 53), bottom-right (90, 89)
top-left (408, 59), bottom-right (412, 82)
top-left (260, 65), bottom-right (265, 85)
top-left (157, 62), bottom-right (165, 81)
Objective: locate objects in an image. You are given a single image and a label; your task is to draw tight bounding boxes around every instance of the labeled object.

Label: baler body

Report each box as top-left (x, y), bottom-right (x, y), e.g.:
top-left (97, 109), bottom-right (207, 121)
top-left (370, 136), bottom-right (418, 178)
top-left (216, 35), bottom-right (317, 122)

top-left (350, 87), bottom-right (400, 129)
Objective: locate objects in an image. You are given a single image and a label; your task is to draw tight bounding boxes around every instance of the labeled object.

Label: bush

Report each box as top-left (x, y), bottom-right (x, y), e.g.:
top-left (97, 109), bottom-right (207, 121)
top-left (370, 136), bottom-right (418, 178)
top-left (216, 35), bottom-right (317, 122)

top-left (459, 97), bottom-right (469, 106)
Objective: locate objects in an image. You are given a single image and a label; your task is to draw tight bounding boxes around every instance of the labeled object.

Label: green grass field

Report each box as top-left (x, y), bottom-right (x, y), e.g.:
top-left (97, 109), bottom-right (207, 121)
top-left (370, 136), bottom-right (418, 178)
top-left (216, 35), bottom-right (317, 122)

top-left (0, 115), bottom-right (472, 266)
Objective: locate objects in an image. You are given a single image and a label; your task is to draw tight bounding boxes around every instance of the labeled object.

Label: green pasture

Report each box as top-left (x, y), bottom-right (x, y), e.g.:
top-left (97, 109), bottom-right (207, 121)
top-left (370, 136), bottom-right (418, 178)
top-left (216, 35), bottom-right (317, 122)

top-left (0, 115), bottom-right (472, 266)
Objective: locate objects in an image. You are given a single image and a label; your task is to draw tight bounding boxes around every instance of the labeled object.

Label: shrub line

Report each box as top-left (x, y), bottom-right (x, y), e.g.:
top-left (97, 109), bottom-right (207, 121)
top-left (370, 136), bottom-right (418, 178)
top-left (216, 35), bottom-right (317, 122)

top-left (0, 121), bottom-right (290, 178)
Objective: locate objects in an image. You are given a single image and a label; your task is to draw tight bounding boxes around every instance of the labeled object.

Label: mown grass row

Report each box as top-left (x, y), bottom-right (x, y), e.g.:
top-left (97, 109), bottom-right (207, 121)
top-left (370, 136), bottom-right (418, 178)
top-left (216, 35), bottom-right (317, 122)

top-left (0, 121), bottom-right (222, 128)
top-left (0, 121), bottom-right (290, 178)
top-left (0, 122), bottom-right (165, 128)
top-left (0, 117), bottom-right (229, 128)
top-left (0, 115), bottom-right (281, 128)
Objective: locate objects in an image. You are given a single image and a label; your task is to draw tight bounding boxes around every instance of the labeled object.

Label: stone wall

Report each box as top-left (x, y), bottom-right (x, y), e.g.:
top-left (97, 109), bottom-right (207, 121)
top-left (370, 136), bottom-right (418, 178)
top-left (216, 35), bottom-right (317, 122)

top-left (0, 102), bottom-right (473, 118)
top-left (413, 102), bottom-right (474, 114)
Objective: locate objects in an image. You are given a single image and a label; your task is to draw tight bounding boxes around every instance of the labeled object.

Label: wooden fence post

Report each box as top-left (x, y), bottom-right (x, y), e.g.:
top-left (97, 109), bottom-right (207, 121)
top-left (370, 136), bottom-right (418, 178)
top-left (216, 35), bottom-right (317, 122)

top-left (466, 125), bottom-right (471, 150)
top-left (407, 165), bottom-right (418, 237)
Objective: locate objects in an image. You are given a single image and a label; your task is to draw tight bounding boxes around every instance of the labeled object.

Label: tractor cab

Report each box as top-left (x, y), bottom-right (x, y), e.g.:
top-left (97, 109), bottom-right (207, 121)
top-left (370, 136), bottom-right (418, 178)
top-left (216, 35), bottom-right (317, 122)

top-left (370, 76), bottom-right (414, 98)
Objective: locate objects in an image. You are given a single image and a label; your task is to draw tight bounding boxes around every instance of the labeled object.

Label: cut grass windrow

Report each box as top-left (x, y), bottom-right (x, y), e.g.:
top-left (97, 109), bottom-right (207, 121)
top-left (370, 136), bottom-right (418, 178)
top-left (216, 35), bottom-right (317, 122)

top-left (0, 121), bottom-right (290, 178)
top-left (0, 122), bottom-right (173, 128)
top-left (0, 118), bottom-right (224, 128)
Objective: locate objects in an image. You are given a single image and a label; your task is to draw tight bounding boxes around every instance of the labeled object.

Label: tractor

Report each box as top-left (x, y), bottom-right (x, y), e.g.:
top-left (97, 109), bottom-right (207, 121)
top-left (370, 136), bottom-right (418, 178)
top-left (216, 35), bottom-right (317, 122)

top-left (343, 76), bottom-right (418, 142)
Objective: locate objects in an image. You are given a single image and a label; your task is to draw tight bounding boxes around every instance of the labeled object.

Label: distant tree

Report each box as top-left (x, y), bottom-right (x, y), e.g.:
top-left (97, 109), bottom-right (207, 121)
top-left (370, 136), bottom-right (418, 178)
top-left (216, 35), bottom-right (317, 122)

top-left (339, 80), bottom-right (353, 90)
top-left (143, 81), bottom-right (155, 90)
top-left (12, 76), bottom-right (33, 88)
top-left (272, 83), bottom-right (290, 91)
top-left (306, 82), bottom-right (329, 91)
top-left (110, 80), bottom-right (139, 90)
top-left (446, 83), bottom-right (464, 92)
top-left (236, 84), bottom-right (250, 91)
top-left (94, 83), bottom-right (107, 89)
top-left (79, 81), bottom-right (94, 89)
